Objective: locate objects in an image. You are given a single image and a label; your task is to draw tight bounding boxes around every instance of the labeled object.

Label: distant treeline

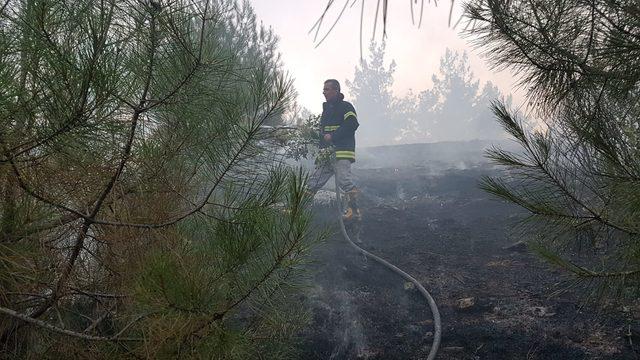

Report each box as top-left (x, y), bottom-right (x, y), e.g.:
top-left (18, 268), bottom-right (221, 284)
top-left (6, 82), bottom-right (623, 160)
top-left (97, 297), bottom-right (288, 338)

top-left (347, 43), bottom-right (513, 147)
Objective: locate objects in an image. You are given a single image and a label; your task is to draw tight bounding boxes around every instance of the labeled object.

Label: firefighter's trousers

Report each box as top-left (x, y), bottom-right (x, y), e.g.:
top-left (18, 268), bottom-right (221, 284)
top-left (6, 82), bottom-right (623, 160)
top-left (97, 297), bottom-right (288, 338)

top-left (308, 159), bottom-right (357, 195)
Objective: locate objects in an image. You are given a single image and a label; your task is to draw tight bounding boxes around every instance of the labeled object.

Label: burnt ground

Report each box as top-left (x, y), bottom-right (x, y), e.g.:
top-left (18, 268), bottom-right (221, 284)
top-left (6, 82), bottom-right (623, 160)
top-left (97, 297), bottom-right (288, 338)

top-left (297, 153), bottom-right (640, 359)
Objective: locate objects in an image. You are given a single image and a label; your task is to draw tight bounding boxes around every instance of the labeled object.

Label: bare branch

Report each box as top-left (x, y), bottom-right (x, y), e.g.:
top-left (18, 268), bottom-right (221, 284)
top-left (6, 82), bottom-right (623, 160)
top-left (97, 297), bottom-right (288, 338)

top-left (0, 306), bottom-right (145, 342)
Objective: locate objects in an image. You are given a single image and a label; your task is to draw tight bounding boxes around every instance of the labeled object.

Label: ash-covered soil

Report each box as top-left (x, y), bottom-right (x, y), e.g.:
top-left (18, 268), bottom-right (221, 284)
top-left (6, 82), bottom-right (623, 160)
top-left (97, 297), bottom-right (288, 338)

top-left (297, 143), bottom-right (640, 360)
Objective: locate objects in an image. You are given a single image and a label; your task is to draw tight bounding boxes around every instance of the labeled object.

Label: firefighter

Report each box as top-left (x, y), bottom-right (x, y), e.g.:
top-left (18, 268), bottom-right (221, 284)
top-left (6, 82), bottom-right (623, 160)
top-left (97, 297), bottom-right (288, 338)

top-left (308, 79), bottom-right (361, 221)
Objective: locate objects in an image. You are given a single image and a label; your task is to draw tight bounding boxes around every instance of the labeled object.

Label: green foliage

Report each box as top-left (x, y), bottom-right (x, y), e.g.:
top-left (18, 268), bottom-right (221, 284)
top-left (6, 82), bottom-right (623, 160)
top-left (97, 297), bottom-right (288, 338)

top-left (259, 113), bottom-right (322, 162)
top-left (346, 41), bottom-right (398, 146)
top-left (0, 0), bottom-right (321, 358)
top-left (127, 172), bottom-right (315, 358)
top-left (425, 49), bottom-right (510, 142)
top-left (468, 0), bottom-right (640, 302)
top-left (346, 42), bottom-right (511, 146)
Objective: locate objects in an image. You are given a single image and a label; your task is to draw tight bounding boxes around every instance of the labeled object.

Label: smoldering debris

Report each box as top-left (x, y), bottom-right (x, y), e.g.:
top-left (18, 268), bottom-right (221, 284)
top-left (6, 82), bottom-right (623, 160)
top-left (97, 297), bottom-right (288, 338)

top-left (297, 141), bottom-right (636, 359)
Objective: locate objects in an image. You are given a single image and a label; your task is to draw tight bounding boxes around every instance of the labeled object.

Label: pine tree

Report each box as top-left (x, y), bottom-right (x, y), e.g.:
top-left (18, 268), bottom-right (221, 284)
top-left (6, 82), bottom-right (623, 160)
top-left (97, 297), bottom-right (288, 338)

top-left (0, 0), bottom-right (320, 357)
top-left (397, 49), bottom-right (510, 143)
top-left (466, 0), bottom-right (640, 301)
top-left (346, 41), bottom-right (398, 147)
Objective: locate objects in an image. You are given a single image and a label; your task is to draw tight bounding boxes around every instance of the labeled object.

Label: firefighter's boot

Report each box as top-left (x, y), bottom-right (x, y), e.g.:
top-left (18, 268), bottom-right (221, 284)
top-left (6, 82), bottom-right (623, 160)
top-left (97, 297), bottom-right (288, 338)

top-left (342, 189), bottom-right (361, 221)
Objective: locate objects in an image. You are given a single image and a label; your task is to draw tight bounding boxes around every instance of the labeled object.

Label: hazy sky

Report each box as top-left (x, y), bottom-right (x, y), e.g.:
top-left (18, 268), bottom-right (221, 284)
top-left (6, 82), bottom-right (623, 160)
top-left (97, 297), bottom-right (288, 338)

top-left (250, 1), bottom-right (526, 114)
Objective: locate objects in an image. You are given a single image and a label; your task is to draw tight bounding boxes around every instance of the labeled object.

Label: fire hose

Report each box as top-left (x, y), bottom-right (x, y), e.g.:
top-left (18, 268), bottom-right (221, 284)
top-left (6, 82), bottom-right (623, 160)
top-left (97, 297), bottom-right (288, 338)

top-left (333, 175), bottom-right (442, 360)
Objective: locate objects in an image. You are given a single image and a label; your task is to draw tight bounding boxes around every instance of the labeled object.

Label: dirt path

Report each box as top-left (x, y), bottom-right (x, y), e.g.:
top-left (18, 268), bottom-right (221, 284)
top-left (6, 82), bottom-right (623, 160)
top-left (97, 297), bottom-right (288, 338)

top-left (299, 165), bottom-right (639, 359)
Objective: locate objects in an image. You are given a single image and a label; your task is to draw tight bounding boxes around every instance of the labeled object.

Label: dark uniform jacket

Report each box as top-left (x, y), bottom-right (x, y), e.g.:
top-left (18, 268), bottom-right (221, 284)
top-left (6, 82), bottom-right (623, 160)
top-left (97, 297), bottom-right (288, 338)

top-left (319, 93), bottom-right (359, 162)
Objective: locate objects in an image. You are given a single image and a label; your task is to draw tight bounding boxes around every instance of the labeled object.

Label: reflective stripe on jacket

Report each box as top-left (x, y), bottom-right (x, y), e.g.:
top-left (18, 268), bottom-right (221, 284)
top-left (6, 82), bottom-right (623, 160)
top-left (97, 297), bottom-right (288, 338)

top-left (320, 94), bottom-right (359, 162)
